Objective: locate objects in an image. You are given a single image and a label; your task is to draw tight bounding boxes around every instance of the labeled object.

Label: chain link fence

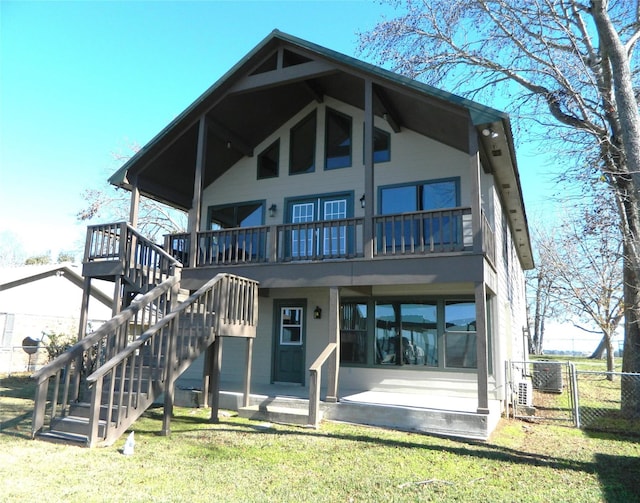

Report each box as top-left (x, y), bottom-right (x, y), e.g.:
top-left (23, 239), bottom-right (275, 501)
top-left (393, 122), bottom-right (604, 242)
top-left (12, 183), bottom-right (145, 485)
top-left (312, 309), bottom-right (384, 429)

top-left (575, 371), bottom-right (640, 435)
top-left (506, 360), bottom-right (577, 427)
top-left (507, 360), bottom-right (640, 435)
top-left (0, 345), bottom-right (52, 375)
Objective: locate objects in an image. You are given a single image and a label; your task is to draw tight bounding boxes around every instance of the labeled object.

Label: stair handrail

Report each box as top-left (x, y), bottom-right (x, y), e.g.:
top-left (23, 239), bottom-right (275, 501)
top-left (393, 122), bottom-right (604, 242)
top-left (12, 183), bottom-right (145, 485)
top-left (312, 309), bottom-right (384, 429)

top-left (31, 275), bottom-right (180, 438)
top-left (126, 223), bottom-right (183, 269)
top-left (83, 273), bottom-right (259, 446)
top-left (308, 342), bottom-right (337, 428)
top-left (86, 273), bottom-right (228, 384)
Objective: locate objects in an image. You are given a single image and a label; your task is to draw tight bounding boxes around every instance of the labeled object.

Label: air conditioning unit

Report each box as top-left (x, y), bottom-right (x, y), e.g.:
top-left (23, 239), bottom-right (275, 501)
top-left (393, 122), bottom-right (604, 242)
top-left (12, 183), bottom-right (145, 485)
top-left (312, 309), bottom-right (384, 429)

top-left (516, 379), bottom-right (533, 407)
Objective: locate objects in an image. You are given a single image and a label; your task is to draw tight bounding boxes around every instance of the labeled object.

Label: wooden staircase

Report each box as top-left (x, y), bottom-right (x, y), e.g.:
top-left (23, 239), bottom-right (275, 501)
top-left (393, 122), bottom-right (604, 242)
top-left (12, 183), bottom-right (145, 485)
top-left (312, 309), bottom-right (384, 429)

top-left (31, 223), bottom-right (258, 447)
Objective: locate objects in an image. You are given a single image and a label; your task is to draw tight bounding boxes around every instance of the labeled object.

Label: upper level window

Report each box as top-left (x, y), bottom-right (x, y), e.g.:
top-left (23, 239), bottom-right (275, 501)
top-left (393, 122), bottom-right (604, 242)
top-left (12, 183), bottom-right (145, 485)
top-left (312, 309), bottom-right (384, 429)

top-left (380, 178), bottom-right (459, 214)
top-left (289, 111), bottom-right (316, 175)
top-left (257, 140), bottom-right (279, 179)
top-left (373, 127), bottom-right (391, 163)
top-left (379, 178), bottom-right (460, 250)
top-left (208, 202), bottom-right (264, 229)
top-left (363, 126), bottom-right (391, 163)
top-left (325, 108), bottom-right (352, 170)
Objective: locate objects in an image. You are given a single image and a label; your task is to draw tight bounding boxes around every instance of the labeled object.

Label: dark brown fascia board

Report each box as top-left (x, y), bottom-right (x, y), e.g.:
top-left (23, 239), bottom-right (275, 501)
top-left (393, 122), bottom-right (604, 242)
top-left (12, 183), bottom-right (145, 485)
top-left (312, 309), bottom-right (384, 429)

top-left (478, 119), bottom-right (534, 270)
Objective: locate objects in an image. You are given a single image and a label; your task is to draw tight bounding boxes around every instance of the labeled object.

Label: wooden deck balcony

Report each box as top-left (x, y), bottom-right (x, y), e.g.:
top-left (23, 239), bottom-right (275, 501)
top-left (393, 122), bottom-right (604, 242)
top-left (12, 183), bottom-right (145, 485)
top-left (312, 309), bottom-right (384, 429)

top-left (165, 207), bottom-right (496, 269)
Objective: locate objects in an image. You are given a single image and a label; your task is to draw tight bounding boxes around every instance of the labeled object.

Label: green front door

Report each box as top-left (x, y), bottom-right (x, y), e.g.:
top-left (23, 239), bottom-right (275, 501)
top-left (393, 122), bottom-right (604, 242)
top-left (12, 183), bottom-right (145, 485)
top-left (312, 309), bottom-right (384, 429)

top-left (273, 304), bottom-right (305, 384)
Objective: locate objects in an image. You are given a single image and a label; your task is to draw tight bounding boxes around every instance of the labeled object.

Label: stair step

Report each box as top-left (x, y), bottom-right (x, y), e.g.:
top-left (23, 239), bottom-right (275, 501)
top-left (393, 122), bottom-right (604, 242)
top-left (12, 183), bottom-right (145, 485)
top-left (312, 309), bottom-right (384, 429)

top-left (50, 414), bottom-right (108, 438)
top-left (36, 430), bottom-right (89, 447)
top-left (238, 404), bottom-right (318, 427)
top-left (68, 402), bottom-right (128, 421)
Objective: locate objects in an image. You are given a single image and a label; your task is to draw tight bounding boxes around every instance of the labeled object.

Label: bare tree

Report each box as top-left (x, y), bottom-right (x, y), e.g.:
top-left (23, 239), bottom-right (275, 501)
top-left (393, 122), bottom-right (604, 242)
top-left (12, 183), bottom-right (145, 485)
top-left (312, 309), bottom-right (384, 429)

top-left (539, 199), bottom-right (624, 375)
top-left (77, 142), bottom-right (187, 243)
top-left (526, 228), bottom-right (560, 355)
top-left (0, 231), bottom-right (26, 267)
top-left (360, 0), bottom-right (640, 414)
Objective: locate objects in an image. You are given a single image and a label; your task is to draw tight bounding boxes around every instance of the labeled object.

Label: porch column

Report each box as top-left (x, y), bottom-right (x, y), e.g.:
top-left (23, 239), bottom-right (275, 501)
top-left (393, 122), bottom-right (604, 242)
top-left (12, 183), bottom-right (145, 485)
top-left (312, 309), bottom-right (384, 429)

top-left (475, 281), bottom-right (490, 413)
top-left (326, 287), bottom-right (340, 402)
top-left (468, 121), bottom-right (483, 253)
top-left (77, 277), bottom-right (91, 342)
top-left (209, 335), bottom-right (223, 423)
top-left (243, 337), bottom-right (254, 408)
top-left (363, 79), bottom-right (375, 259)
top-left (129, 181), bottom-right (140, 229)
top-left (188, 115), bottom-right (207, 268)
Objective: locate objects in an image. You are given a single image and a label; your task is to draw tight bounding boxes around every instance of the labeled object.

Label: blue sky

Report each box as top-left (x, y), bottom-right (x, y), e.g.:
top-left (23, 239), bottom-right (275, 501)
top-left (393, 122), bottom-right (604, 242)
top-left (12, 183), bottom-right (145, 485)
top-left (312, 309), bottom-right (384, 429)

top-left (1, 0), bottom-right (555, 260)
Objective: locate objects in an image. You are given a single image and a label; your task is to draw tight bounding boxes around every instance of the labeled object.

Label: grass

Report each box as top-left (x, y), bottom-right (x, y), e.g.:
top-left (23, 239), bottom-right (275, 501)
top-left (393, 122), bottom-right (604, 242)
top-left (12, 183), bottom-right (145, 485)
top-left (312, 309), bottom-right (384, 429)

top-left (2, 373), bottom-right (640, 503)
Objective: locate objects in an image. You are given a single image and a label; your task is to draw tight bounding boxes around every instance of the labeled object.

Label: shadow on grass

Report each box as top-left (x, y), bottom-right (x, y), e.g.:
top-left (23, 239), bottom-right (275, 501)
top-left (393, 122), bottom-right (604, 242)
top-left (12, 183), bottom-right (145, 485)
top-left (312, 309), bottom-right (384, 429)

top-left (3, 375), bottom-right (639, 501)
top-left (136, 407), bottom-right (640, 502)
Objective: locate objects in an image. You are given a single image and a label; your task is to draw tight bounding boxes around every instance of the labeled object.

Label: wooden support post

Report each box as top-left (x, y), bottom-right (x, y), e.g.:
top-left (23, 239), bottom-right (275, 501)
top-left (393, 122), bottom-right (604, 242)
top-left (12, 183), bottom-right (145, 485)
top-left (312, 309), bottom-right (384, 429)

top-left (129, 183), bottom-right (140, 229)
top-left (188, 116), bottom-right (207, 268)
top-left (363, 79), bottom-right (375, 259)
top-left (475, 282), bottom-right (490, 414)
top-left (112, 276), bottom-right (123, 317)
top-left (209, 336), bottom-right (223, 423)
top-left (468, 121), bottom-right (483, 254)
top-left (326, 287), bottom-right (340, 403)
top-left (202, 344), bottom-right (213, 409)
top-left (77, 277), bottom-right (91, 342)
top-left (243, 337), bottom-right (254, 408)
top-left (162, 319), bottom-right (178, 436)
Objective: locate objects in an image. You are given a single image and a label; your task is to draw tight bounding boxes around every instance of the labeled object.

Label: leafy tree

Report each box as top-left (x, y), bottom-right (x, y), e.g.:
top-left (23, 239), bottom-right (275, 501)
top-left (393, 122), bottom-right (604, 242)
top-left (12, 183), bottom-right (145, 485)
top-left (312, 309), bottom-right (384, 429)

top-left (57, 251), bottom-right (76, 263)
top-left (25, 253), bottom-right (52, 266)
top-left (361, 0), bottom-right (640, 414)
top-left (41, 330), bottom-right (73, 362)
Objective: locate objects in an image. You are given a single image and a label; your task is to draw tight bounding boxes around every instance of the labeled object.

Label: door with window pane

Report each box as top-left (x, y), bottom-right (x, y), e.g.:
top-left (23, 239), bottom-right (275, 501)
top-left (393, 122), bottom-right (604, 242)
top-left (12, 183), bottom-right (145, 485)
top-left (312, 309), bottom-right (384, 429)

top-left (274, 305), bottom-right (305, 384)
top-left (289, 196), bottom-right (349, 259)
top-left (291, 203), bottom-right (315, 258)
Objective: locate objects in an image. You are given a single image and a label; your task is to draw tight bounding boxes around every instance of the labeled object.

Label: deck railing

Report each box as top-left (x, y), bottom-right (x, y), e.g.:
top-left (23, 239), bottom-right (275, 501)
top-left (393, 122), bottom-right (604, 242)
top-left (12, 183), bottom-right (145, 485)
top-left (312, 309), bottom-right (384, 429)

top-left (86, 221), bottom-right (182, 287)
top-left (373, 207), bottom-right (472, 255)
top-left (482, 212), bottom-right (496, 266)
top-left (308, 342), bottom-right (337, 428)
top-left (166, 207), bottom-right (490, 267)
top-left (276, 217), bottom-right (364, 262)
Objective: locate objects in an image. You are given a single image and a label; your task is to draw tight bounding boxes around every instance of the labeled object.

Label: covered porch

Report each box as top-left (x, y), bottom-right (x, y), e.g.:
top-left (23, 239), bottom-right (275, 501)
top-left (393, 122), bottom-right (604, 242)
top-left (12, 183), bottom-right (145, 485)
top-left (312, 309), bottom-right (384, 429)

top-left (175, 379), bottom-right (502, 440)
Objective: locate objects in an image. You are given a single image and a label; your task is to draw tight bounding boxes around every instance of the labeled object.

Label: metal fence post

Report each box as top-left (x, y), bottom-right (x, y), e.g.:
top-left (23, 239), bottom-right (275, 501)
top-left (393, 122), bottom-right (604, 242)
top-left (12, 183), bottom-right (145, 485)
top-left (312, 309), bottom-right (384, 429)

top-left (569, 362), bottom-right (580, 428)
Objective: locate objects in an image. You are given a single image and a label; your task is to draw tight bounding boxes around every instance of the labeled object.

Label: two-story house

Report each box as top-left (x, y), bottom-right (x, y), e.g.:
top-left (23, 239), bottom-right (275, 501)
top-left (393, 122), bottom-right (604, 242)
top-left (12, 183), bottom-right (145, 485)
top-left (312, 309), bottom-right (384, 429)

top-left (32, 30), bottom-right (533, 445)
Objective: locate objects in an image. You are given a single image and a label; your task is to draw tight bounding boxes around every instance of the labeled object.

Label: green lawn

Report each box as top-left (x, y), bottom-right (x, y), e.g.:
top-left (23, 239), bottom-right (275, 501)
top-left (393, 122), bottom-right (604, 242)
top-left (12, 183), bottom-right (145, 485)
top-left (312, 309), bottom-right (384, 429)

top-left (2, 373), bottom-right (639, 503)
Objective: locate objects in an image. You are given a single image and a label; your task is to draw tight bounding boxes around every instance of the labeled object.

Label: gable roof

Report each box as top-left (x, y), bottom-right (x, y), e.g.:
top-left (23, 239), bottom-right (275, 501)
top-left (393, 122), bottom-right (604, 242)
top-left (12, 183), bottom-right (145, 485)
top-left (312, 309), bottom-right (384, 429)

top-left (109, 29), bottom-right (533, 269)
top-left (0, 264), bottom-right (112, 307)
